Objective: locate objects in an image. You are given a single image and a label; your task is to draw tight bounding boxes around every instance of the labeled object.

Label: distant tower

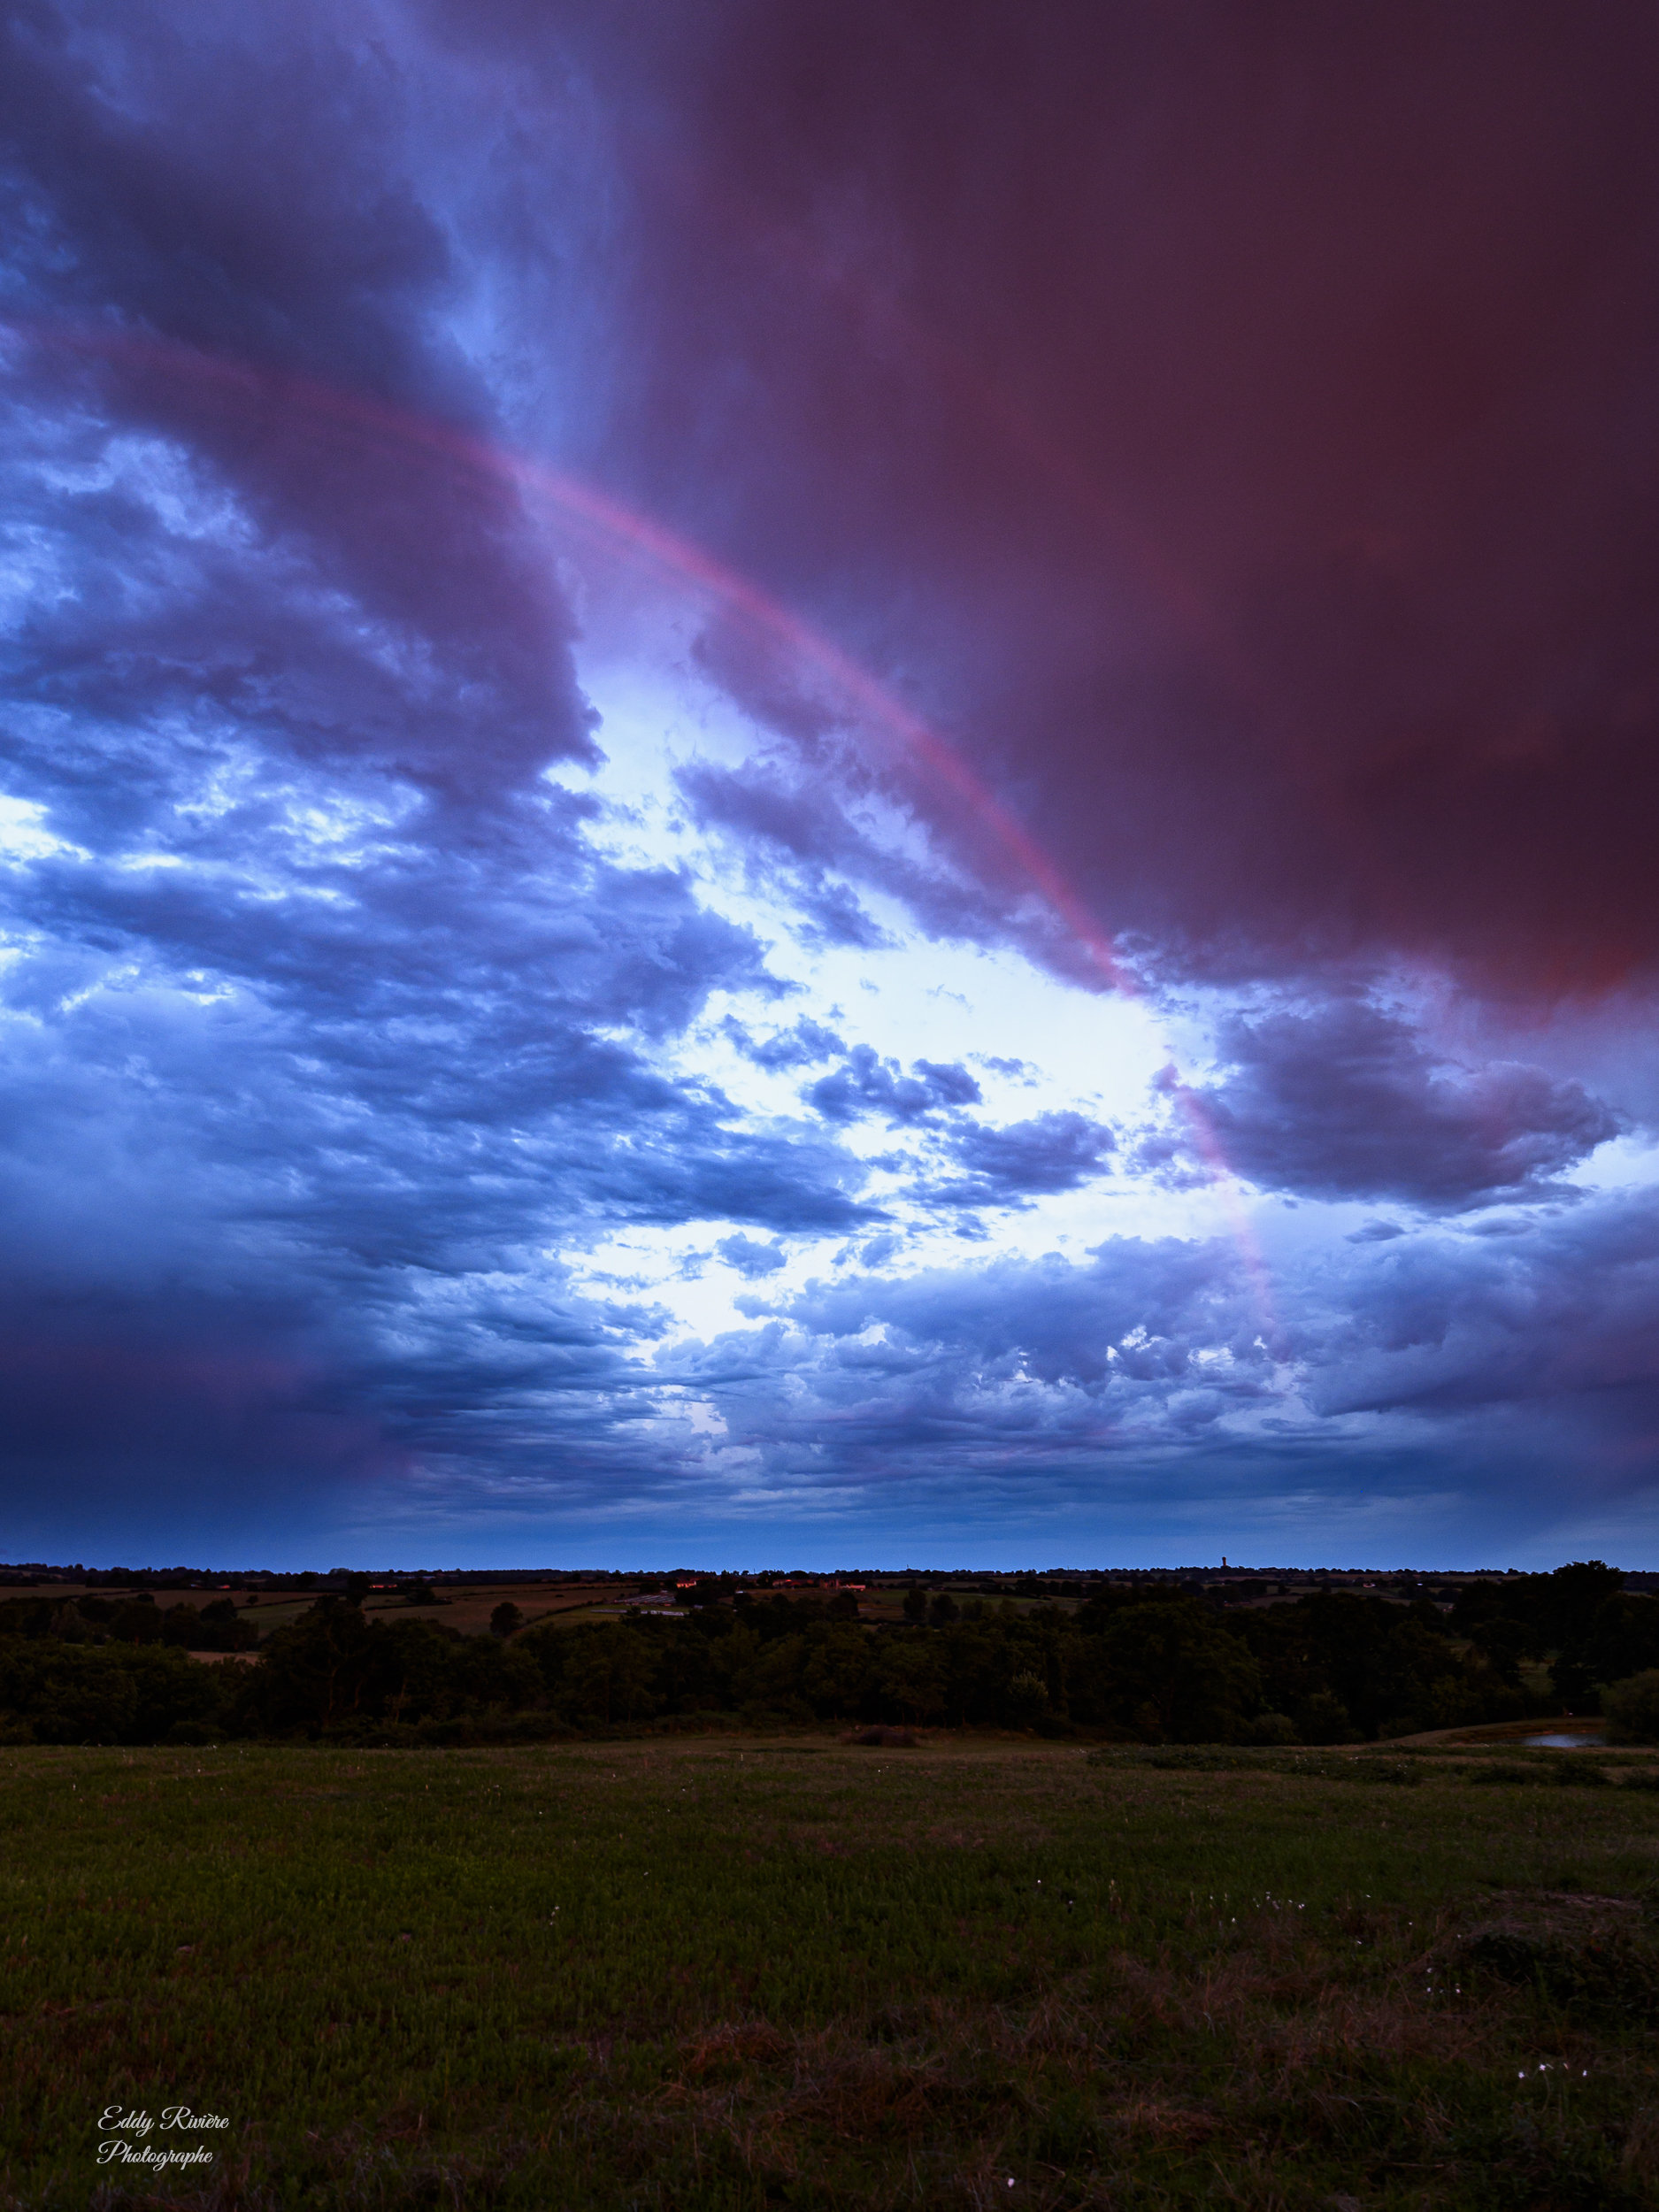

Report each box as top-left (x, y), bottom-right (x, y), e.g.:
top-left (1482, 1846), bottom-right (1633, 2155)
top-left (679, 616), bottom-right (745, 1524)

top-left (1221, 1555), bottom-right (1228, 1568)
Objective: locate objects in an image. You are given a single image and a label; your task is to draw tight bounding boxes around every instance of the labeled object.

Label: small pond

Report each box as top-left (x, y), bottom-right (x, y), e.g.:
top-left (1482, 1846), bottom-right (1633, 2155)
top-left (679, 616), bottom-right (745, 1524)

top-left (1522, 1732), bottom-right (1604, 1749)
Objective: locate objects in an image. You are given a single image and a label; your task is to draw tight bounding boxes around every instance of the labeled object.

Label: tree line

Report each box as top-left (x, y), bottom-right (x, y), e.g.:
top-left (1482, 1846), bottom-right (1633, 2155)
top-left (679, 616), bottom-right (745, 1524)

top-left (4, 1561), bottom-right (1658, 1747)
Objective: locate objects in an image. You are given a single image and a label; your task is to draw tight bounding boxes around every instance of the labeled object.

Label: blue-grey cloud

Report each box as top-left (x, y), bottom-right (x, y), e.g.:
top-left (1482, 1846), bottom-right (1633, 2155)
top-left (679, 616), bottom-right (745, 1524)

top-left (672, 750), bottom-right (1091, 983)
top-left (933, 1109), bottom-right (1117, 1206)
top-left (1169, 999), bottom-right (1621, 1210)
top-left (716, 1233), bottom-right (788, 1279)
top-left (721, 1016), bottom-right (847, 1071)
top-left (648, 1186), bottom-right (1659, 1549)
top-left (0, 5), bottom-right (906, 1557)
top-left (805, 1046), bottom-right (980, 1127)
top-left (1, 1), bottom-right (1655, 1568)
top-left (0, 5), bottom-right (595, 810)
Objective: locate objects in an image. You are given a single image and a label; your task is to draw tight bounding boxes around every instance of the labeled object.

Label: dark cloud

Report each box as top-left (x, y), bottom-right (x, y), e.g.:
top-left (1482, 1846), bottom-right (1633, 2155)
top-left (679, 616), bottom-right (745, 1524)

top-left (1300, 1189), bottom-right (1659, 1421)
top-left (558, 0), bottom-right (1659, 1000)
top-left (0, 4), bottom-right (595, 809)
top-left (804, 1046), bottom-right (980, 1127)
top-left (1173, 999), bottom-right (1620, 1209)
top-left (1, 2), bottom-right (1655, 1563)
top-left (0, 5), bottom-right (906, 1554)
top-left (953, 1110), bottom-right (1116, 1194)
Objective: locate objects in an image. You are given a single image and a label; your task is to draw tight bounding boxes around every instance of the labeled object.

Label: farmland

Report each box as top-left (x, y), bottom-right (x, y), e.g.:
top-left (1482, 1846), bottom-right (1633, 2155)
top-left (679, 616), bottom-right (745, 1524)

top-left (6, 1735), bottom-right (1659, 2208)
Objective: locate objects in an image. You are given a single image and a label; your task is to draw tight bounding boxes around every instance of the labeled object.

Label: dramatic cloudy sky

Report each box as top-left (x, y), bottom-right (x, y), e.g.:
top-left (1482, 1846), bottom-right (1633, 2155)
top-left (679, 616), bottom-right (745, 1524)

top-left (2, 1), bottom-right (1657, 1568)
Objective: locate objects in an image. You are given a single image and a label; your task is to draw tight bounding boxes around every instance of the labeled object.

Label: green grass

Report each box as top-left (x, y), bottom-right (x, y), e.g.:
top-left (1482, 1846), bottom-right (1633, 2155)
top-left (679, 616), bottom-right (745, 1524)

top-left (6, 1739), bottom-right (1659, 2208)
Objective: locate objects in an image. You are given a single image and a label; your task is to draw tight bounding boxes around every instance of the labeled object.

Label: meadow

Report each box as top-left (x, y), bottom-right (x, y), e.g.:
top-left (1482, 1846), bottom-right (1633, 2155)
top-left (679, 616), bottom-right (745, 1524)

top-left (5, 1736), bottom-right (1659, 2209)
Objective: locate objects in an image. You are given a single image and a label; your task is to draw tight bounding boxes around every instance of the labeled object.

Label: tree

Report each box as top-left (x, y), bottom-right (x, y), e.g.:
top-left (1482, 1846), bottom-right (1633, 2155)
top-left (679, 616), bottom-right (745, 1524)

top-left (560, 1625), bottom-right (658, 1725)
top-left (800, 1626), bottom-right (875, 1718)
top-left (241, 1604), bottom-right (377, 1735)
top-left (110, 1598), bottom-right (163, 1645)
top-left (877, 1636), bottom-right (948, 1723)
top-left (1297, 1690), bottom-right (1360, 1745)
top-left (1541, 1561), bottom-right (1624, 1650)
top-left (902, 1586), bottom-right (928, 1624)
top-left (1098, 1601), bottom-right (1261, 1741)
top-left (1003, 1669), bottom-right (1049, 1727)
top-left (490, 1601), bottom-right (525, 1639)
top-left (1550, 1650), bottom-right (1599, 1712)
top-left (1467, 1614), bottom-right (1530, 1686)
top-left (1589, 1595), bottom-right (1659, 1686)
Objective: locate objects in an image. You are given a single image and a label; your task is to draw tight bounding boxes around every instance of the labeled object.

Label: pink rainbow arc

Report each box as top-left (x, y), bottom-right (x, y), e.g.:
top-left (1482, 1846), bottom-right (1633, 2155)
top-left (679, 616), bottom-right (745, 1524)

top-left (7, 317), bottom-right (1281, 1350)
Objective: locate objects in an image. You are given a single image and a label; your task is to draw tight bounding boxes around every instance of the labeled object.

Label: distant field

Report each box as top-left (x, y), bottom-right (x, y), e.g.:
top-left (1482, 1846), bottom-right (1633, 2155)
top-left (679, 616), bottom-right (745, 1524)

top-left (7, 1582), bottom-right (641, 1643)
top-left (6, 1738), bottom-right (1659, 2208)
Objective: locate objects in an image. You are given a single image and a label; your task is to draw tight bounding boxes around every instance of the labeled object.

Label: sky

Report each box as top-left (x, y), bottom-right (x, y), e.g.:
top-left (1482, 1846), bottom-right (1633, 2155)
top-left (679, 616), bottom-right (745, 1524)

top-left (2, 0), bottom-right (1657, 1570)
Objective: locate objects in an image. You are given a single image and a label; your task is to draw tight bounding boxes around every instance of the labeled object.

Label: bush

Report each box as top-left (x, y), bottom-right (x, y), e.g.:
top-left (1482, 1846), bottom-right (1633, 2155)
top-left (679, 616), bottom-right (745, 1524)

top-left (1246, 1710), bottom-right (1300, 1745)
top-left (1296, 1689), bottom-right (1362, 1744)
top-left (1604, 1670), bottom-right (1659, 1744)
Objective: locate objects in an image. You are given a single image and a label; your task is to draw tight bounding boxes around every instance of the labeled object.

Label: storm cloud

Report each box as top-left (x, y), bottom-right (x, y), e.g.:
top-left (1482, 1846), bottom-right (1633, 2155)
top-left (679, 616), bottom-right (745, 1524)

top-left (568, 0), bottom-right (1659, 999)
top-left (0, 2), bottom-right (1654, 1566)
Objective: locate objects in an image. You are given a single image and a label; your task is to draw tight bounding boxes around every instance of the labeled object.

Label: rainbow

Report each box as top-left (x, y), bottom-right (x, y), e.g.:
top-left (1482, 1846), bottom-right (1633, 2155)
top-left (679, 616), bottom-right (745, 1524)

top-left (5, 315), bottom-right (1280, 1348)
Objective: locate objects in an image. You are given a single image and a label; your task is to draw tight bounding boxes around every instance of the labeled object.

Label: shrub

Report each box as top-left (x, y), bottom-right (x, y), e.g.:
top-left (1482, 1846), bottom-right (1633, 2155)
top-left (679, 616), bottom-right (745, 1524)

top-left (1246, 1710), bottom-right (1300, 1745)
top-left (1604, 1669), bottom-right (1659, 1744)
top-left (1296, 1688), bottom-right (1361, 1745)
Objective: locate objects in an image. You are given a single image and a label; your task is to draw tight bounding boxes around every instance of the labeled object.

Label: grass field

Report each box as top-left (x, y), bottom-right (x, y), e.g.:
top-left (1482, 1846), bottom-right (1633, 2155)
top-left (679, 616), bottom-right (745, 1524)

top-left (6, 1736), bottom-right (1659, 2209)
